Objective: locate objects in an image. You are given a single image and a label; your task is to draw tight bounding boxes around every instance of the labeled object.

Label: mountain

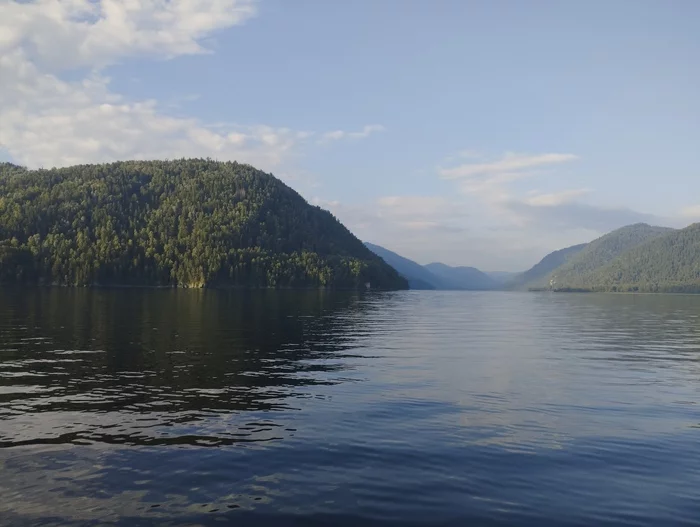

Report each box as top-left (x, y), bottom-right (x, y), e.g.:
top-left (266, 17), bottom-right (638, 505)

top-left (364, 243), bottom-right (499, 291)
top-left (554, 223), bottom-right (700, 293)
top-left (548, 223), bottom-right (674, 290)
top-left (507, 243), bottom-right (587, 290)
top-left (424, 262), bottom-right (499, 290)
top-left (0, 160), bottom-right (407, 290)
top-left (485, 271), bottom-right (520, 284)
top-left (364, 243), bottom-right (437, 289)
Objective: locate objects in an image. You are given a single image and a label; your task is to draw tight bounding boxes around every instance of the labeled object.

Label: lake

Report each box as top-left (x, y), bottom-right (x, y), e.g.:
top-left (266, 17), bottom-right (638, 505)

top-left (1, 288), bottom-right (700, 526)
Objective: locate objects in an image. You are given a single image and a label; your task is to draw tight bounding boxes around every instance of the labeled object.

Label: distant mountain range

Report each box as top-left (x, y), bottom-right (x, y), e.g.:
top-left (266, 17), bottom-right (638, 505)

top-left (368, 221), bottom-right (700, 294)
top-left (3, 159), bottom-right (696, 294)
top-left (423, 262), bottom-right (499, 290)
top-left (364, 243), bottom-right (440, 290)
top-left (364, 243), bottom-right (499, 290)
top-left (484, 271), bottom-right (519, 284)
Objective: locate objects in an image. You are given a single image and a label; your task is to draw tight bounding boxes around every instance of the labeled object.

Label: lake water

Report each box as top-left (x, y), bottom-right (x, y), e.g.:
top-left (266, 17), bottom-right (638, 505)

top-left (1, 289), bottom-right (700, 526)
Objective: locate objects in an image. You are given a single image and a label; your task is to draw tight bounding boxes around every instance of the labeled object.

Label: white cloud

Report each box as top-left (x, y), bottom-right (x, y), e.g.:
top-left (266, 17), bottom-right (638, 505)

top-left (376, 196), bottom-right (466, 220)
top-left (680, 205), bottom-right (700, 219)
top-left (0, 53), bottom-right (307, 170)
top-left (505, 200), bottom-right (664, 232)
top-left (0, 0), bottom-right (383, 170)
top-left (314, 195), bottom-right (468, 234)
top-left (0, 0), bottom-right (257, 71)
top-left (439, 152), bottom-right (578, 180)
top-left (434, 150), bottom-right (587, 227)
top-left (319, 124), bottom-right (385, 144)
top-left (523, 188), bottom-right (591, 207)
top-left (315, 197), bottom-right (587, 271)
top-left (436, 152), bottom-right (581, 213)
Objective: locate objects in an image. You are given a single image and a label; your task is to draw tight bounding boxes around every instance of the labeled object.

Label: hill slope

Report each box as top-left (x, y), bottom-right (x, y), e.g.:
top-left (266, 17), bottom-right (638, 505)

top-left (557, 224), bottom-right (700, 293)
top-left (486, 271), bottom-right (519, 284)
top-left (507, 243), bottom-right (587, 290)
top-left (549, 223), bottom-right (674, 290)
top-left (364, 243), bottom-right (437, 289)
top-left (0, 160), bottom-right (407, 290)
top-left (424, 262), bottom-right (499, 290)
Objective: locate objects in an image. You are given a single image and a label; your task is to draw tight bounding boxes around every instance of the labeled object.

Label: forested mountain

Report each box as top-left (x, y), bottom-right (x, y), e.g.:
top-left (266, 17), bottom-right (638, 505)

top-left (364, 243), bottom-right (437, 289)
top-left (553, 223), bottom-right (700, 293)
top-left (548, 224), bottom-right (674, 290)
top-left (424, 262), bottom-right (499, 290)
top-left (507, 243), bottom-right (587, 290)
top-left (0, 160), bottom-right (407, 290)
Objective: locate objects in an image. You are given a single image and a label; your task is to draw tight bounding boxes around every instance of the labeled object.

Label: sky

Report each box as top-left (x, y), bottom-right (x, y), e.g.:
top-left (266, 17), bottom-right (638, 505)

top-left (1, 0), bottom-right (699, 271)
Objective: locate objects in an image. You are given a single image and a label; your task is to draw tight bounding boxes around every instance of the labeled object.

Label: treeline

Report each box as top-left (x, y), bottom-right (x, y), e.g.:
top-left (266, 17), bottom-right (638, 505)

top-left (0, 160), bottom-right (407, 290)
top-left (512, 222), bottom-right (700, 294)
top-left (553, 223), bottom-right (700, 293)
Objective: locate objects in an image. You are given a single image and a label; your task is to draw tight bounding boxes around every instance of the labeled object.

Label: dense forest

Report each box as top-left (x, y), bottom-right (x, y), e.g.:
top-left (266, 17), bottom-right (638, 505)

top-left (552, 223), bottom-right (700, 293)
top-left (507, 222), bottom-right (700, 294)
top-left (547, 224), bottom-right (674, 291)
top-left (0, 160), bottom-right (407, 290)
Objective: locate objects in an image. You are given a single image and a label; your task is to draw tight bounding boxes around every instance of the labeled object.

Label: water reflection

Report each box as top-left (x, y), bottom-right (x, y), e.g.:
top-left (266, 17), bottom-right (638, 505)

top-left (3, 290), bottom-right (700, 526)
top-left (0, 288), bottom-right (370, 448)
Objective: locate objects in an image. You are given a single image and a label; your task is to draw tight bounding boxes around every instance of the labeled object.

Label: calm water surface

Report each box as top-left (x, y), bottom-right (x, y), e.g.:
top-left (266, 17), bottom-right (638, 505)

top-left (1, 289), bottom-right (700, 526)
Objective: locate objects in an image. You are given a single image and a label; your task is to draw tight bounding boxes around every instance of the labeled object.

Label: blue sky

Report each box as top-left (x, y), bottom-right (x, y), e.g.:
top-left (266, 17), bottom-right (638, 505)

top-left (1, 0), bottom-right (698, 270)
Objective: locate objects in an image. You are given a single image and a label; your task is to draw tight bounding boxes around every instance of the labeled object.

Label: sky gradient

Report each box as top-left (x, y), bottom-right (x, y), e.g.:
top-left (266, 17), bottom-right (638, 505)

top-left (1, 0), bottom-right (698, 271)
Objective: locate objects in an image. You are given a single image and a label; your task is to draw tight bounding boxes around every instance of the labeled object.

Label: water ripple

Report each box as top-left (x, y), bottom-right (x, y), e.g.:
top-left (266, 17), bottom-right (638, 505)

top-left (1, 289), bottom-right (700, 526)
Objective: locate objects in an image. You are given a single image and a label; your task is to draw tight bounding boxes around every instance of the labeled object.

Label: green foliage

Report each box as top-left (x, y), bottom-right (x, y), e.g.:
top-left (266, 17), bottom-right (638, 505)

top-left (0, 160), bottom-right (407, 290)
top-left (548, 224), bottom-right (675, 291)
top-left (507, 243), bottom-right (587, 291)
top-left (555, 224), bottom-right (700, 293)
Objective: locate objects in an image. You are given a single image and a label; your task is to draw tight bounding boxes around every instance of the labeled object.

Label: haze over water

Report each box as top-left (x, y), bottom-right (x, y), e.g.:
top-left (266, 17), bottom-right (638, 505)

top-left (1, 289), bottom-right (700, 526)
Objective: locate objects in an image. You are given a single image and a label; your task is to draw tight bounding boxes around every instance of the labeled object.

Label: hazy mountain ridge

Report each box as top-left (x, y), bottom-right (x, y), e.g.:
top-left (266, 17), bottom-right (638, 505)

top-left (364, 243), bottom-right (438, 290)
top-left (485, 271), bottom-right (520, 284)
top-left (365, 243), bottom-right (499, 290)
top-left (424, 262), bottom-right (499, 290)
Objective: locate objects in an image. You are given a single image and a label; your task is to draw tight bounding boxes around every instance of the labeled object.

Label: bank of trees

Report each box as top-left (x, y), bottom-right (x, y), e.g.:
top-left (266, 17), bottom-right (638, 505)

top-left (0, 160), bottom-right (406, 290)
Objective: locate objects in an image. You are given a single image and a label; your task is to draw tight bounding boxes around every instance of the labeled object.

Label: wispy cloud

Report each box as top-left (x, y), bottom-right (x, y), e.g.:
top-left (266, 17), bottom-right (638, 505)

top-left (314, 195), bottom-right (468, 235)
top-left (439, 152), bottom-right (578, 180)
top-left (0, 0), bottom-right (386, 170)
top-left (0, 0), bottom-right (258, 71)
top-left (318, 124), bottom-right (385, 144)
top-left (313, 196), bottom-right (581, 271)
top-left (680, 205), bottom-right (700, 219)
top-left (432, 148), bottom-right (671, 238)
top-left (504, 200), bottom-right (664, 232)
top-left (523, 188), bottom-right (591, 207)
top-left (436, 152), bottom-right (582, 212)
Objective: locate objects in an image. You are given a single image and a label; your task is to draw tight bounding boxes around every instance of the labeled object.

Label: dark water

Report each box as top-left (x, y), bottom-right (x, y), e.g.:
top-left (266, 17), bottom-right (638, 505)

top-left (1, 289), bottom-right (700, 526)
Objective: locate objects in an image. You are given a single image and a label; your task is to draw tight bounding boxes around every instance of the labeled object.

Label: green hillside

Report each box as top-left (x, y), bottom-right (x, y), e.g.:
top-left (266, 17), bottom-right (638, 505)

top-left (0, 160), bottom-right (407, 290)
top-left (549, 223), bottom-right (674, 290)
top-left (424, 262), bottom-right (499, 290)
top-left (365, 242), bottom-right (437, 290)
top-left (507, 243), bottom-right (587, 290)
top-left (556, 223), bottom-right (700, 293)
